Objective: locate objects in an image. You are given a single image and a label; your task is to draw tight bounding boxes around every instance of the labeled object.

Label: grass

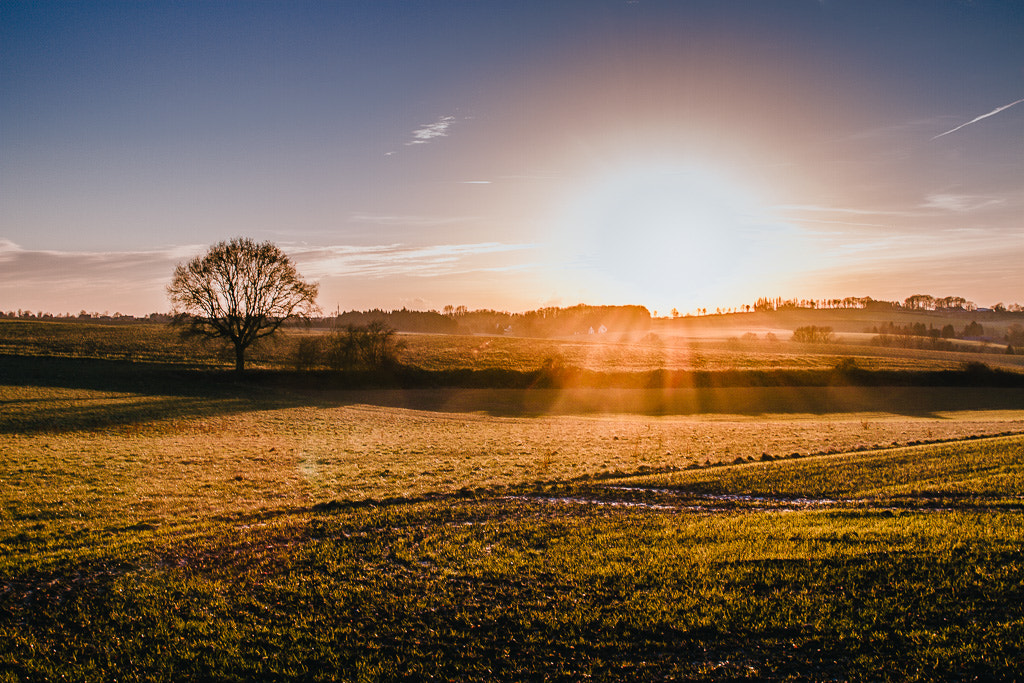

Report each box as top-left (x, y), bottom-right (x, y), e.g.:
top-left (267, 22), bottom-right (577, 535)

top-left (3, 478), bottom-right (1022, 680)
top-left (0, 319), bottom-right (214, 365)
top-left (619, 434), bottom-right (1024, 501)
top-left (3, 368), bottom-right (1023, 550)
top-left (398, 330), bottom-right (1024, 373)
top-left (2, 327), bottom-right (1024, 679)
top-left (5, 317), bottom-right (1024, 375)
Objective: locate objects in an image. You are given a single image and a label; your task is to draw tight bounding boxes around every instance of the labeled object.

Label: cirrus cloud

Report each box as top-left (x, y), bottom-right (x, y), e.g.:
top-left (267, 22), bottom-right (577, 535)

top-left (405, 115), bottom-right (456, 146)
top-left (921, 193), bottom-right (1005, 213)
top-left (289, 242), bottom-right (537, 279)
top-left (0, 238), bottom-right (539, 314)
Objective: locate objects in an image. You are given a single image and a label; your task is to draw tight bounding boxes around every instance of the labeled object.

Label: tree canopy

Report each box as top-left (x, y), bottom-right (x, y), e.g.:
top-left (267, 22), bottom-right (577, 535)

top-left (168, 238), bottom-right (319, 372)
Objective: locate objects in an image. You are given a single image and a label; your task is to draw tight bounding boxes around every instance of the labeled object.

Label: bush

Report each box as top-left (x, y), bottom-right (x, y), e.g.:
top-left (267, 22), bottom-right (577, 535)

top-left (293, 336), bottom-right (323, 371)
top-left (291, 322), bottom-right (406, 371)
top-left (325, 322), bottom-right (405, 371)
top-left (792, 326), bottom-right (834, 344)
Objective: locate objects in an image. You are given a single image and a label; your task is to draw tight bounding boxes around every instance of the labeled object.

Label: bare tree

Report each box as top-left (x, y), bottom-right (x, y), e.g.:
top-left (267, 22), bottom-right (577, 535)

top-left (903, 294), bottom-right (936, 311)
top-left (168, 238), bottom-right (319, 373)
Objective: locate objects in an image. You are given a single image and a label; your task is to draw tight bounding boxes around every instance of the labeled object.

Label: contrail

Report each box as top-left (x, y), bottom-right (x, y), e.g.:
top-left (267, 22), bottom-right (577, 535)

top-left (931, 97), bottom-right (1024, 140)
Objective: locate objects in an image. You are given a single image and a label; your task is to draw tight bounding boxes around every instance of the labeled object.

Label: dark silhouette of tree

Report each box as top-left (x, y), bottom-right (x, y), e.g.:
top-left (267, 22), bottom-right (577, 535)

top-left (904, 294), bottom-right (935, 310)
top-left (168, 238), bottom-right (319, 373)
top-left (1006, 324), bottom-right (1024, 347)
top-left (936, 296), bottom-right (969, 310)
top-left (962, 321), bottom-right (985, 338)
top-left (326, 308), bottom-right (457, 334)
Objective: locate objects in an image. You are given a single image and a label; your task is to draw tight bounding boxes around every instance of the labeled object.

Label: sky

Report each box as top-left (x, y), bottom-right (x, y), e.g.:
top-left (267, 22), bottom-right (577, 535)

top-left (2, 0), bottom-right (1023, 317)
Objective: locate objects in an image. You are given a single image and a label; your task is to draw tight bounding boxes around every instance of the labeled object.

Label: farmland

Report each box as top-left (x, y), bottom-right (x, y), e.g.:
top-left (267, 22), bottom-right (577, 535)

top-left (5, 314), bottom-right (1024, 374)
top-left (2, 318), bottom-right (1024, 680)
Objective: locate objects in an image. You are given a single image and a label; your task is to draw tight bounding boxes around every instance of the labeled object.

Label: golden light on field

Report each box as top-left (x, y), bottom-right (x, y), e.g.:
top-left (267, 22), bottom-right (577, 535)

top-left (549, 158), bottom-right (802, 313)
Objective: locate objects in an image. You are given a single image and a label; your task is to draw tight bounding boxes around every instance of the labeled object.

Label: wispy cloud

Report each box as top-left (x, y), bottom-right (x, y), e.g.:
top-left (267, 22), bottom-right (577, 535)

top-left (0, 240), bottom-right (206, 313)
top-left (291, 242), bottom-right (537, 279)
top-left (931, 97), bottom-right (1024, 140)
top-left (348, 213), bottom-right (480, 228)
top-left (405, 115), bottom-right (456, 146)
top-left (0, 240), bottom-right (199, 287)
top-left (0, 239), bottom-right (539, 314)
top-left (771, 204), bottom-right (917, 229)
top-left (921, 193), bottom-right (1004, 212)
top-left (772, 204), bottom-right (912, 217)
top-left (806, 227), bottom-right (1024, 282)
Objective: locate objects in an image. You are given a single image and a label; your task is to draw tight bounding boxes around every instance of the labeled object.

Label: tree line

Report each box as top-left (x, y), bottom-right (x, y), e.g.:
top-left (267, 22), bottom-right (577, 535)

top-left (871, 321), bottom-right (985, 340)
top-left (751, 295), bottom-right (1023, 313)
top-left (307, 305), bottom-right (653, 337)
top-left (162, 239), bottom-right (655, 373)
top-left (440, 304), bottom-right (652, 337)
top-left (870, 321), bottom-right (1024, 354)
top-left (9, 237), bottom-right (1024, 373)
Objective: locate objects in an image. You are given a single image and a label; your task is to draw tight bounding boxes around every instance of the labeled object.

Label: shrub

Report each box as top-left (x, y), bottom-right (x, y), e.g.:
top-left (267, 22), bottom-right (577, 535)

top-left (792, 326), bottom-right (834, 344)
top-left (293, 336), bottom-right (323, 370)
top-left (324, 322), bottom-right (405, 371)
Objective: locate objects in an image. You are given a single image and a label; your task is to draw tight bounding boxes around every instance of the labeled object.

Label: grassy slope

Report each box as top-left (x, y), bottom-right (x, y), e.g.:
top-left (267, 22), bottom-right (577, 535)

top-left (1, 434), bottom-right (1022, 681)
top-left (2, 324), bottom-right (1024, 680)
top-left (1, 387), bottom-right (1023, 679)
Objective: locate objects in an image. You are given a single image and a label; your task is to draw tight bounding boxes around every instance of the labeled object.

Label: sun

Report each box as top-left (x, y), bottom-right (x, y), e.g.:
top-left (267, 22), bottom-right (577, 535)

top-left (550, 160), bottom-right (786, 313)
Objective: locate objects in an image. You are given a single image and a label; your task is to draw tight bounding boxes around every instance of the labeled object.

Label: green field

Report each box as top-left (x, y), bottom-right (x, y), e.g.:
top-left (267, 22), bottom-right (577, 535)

top-left (2, 320), bottom-right (1024, 680)
top-left (5, 317), bottom-right (1024, 374)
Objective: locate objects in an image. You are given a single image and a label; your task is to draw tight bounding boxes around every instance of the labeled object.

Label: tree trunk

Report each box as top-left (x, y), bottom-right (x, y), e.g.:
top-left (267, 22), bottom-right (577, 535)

top-left (234, 343), bottom-right (246, 374)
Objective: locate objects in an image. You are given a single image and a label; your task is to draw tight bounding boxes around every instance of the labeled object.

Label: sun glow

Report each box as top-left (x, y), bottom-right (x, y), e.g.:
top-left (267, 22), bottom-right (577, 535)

top-left (550, 160), bottom-right (799, 313)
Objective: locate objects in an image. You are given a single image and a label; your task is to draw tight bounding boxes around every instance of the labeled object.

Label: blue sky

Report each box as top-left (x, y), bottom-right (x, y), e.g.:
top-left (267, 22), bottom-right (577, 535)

top-left (2, 1), bottom-right (1022, 315)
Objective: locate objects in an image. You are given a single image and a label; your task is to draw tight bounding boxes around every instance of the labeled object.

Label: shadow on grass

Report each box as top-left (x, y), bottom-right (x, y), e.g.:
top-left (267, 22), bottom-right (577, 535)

top-left (4, 354), bottom-right (1024, 434)
top-left (0, 354), bottom-right (277, 433)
